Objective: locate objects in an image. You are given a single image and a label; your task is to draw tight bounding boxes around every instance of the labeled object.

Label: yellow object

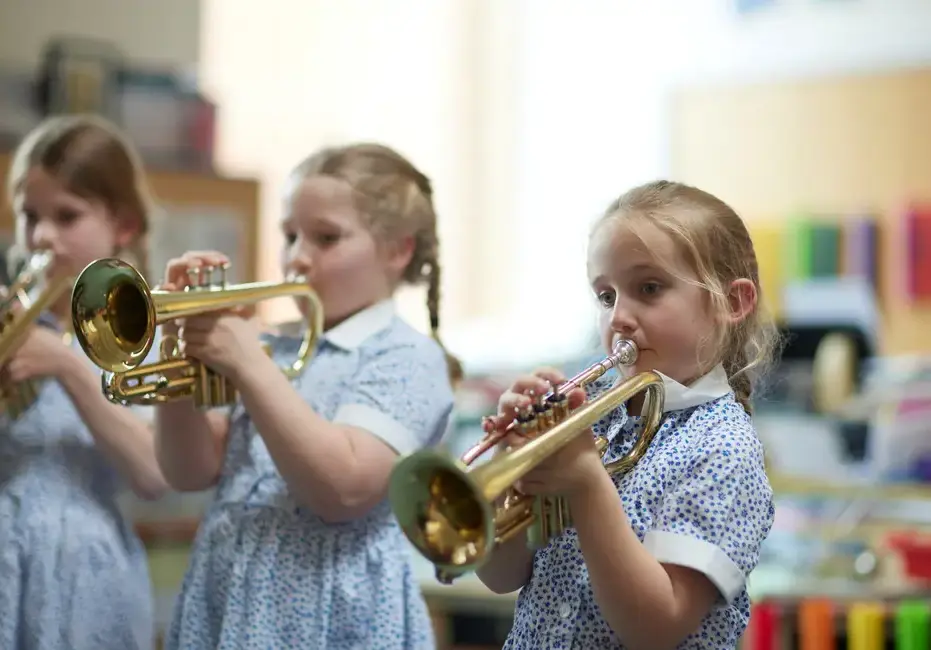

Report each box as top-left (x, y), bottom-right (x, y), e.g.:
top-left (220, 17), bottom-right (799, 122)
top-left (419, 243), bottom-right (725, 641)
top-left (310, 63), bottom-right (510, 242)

top-left (71, 257), bottom-right (323, 408)
top-left (388, 339), bottom-right (665, 585)
top-left (847, 602), bottom-right (885, 650)
top-left (0, 251), bottom-right (72, 418)
top-left (747, 222), bottom-right (783, 320)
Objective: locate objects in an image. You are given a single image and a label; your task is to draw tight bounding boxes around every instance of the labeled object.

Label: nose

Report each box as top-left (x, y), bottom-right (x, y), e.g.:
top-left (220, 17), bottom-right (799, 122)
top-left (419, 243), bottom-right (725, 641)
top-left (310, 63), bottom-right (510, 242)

top-left (284, 242), bottom-right (312, 279)
top-left (31, 218), bottom-right (56, 252)
top-left (609, 299), bottom-right (638, 337)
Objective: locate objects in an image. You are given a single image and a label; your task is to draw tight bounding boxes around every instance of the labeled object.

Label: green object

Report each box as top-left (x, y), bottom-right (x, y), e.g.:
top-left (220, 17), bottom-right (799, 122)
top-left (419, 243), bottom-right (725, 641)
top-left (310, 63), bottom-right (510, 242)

top-left (784, 214), bottom-right (814, 280)
top-left (809, 221), bottom-right (841, 277)
top-left (895, 600), bottom-right (930, 650)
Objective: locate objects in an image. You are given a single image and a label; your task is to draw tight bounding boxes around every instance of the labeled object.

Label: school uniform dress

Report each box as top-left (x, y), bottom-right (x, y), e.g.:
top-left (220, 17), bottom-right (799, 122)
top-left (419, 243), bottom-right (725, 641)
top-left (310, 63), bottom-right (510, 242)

top-left (0, 321), bottom-right (156, 650)
top-left (166, 300), bottom-right (455, 650)
top-left (504, 365), bottom-right (776, 650)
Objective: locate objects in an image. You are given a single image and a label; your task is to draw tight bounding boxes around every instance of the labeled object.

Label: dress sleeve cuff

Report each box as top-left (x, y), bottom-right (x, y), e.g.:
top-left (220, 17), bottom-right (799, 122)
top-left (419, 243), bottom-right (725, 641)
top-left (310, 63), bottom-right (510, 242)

top-left (333, 404), bottom-right (420, 455)
top-left (643, 531), bottom-right (746, 604)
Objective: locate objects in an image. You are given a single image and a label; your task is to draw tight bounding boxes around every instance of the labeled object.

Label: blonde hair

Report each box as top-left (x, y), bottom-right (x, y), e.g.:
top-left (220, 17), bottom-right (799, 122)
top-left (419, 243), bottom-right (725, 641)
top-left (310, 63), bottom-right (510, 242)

top-left (596, 180), bottom-right (780, 414)
top-left (6, 114), bottom-right (155, 280)
top-left (290, 142), bottom-right (463, 385)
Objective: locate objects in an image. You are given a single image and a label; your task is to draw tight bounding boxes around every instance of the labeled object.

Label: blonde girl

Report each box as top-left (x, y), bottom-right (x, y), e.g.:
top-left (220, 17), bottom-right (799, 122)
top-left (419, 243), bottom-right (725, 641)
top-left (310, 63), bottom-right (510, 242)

top-left (0, 115), bottom-right (167, 650)
top-left (479, 180), bottom-right (778, 650)
top-left (156, 143), bottom-right (460, 649)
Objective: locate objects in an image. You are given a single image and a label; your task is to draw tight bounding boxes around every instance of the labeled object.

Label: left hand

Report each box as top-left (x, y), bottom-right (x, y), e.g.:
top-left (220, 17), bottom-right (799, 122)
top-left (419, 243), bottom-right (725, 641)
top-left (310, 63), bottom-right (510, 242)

top-left (515, 425), bottom-right (604, 498)
top-left (2, 325), bottom-right (71, 382)
top-left (488, 368), bottom-right (604, 498)
top-left (179, 309), bottom-right (265, 380)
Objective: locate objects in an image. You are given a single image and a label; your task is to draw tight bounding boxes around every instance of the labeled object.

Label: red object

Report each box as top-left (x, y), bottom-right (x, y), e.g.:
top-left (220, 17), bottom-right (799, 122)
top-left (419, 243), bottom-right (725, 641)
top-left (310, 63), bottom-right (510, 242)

top-left (888, 533), bottom-right (931, 581)
top-left (905, 205), bottom-right (931, 300)
top-left (749, 601), bottom-right (778, 649)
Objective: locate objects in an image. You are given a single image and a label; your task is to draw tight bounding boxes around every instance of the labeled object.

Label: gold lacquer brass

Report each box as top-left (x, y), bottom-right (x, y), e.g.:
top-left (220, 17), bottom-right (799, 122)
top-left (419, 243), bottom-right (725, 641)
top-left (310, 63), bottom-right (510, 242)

top-left (70, 257), bottom-right (324, 408)
top-left (388, 339), bottom-right (666, 584)
top-left (0, 251), bottom-right (73, 418)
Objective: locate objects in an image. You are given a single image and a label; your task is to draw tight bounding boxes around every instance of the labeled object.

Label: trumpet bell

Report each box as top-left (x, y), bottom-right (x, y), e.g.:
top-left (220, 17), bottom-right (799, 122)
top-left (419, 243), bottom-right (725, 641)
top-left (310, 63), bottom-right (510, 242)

top-left (71, 255), bottom-right (324, 407)
top-left (71, 258), bottom-right (156, 373)
top-left (389, 450), bottom-right (496, 572)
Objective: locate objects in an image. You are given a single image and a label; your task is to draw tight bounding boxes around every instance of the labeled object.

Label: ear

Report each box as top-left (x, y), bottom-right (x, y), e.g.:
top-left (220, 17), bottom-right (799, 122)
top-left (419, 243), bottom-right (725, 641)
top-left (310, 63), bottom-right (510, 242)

top-left (725, 278), bottom-right (757, 325)
top-left (111, 208), bottom-right (141, 251)
top-left (384, 234), bottom-right (416, 278)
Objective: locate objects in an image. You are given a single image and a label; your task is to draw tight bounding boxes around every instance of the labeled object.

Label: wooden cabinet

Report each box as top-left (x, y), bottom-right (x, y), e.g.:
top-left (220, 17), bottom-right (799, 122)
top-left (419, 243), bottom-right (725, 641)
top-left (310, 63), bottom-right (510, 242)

top-left (0, 153), bottom-right (261, 283)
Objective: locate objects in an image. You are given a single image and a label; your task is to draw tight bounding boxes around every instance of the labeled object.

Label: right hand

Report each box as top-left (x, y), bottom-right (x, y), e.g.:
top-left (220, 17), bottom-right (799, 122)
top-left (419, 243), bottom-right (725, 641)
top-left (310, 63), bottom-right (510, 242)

top-left (160, 250), bottom-right (231, 293)
top-left (485, 368), bottom-right (586, 452)
top-left (159, 251), bottom-right (234, 337)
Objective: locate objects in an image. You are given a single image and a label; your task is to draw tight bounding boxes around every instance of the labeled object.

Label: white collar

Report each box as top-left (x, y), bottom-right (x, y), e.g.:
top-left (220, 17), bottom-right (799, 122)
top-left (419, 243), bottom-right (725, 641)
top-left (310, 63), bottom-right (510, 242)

top-left (322, 299), bottom-right (396, 350)
top-left (619, 364), bottom-right (732, 412)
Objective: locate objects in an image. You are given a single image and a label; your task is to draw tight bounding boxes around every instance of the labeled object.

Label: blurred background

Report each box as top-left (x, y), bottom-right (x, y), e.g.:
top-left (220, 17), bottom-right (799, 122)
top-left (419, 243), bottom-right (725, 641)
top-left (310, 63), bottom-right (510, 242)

top-left (3, 0), bottom-right (931, 647)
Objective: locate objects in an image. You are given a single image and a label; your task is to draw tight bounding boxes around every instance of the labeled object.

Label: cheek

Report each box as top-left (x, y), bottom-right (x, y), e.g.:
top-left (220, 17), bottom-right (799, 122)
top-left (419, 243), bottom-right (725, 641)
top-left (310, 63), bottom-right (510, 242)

top-left (63, 218), bottom-right (118, 259)
top-left (597, 310), bottom-right (613, 346)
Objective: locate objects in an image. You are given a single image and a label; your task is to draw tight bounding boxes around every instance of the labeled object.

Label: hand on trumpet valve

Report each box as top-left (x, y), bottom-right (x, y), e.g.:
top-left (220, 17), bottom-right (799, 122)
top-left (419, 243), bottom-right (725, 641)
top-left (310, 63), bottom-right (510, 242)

top-left (161, 251), bottom-right (264, 380)
top-left (0, 288), bottom-right (70, 382)
top-left (495, 367), bottom-right (603, 498)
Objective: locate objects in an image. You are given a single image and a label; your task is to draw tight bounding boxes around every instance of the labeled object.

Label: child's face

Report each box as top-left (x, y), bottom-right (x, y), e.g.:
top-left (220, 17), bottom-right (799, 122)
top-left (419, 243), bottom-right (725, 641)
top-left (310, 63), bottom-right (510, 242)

top-left (281, 176), bottom-right (406, 329)
top-left (15, 166), bottom-right (135, 282)
top-left (587, 220), bottom-right (722, 385)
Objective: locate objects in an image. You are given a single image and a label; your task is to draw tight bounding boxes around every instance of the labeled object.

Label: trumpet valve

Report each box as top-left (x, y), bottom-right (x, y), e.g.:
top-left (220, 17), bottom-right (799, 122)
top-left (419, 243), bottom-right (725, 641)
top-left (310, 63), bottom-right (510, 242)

top-left (516, 402), bottom-right (537, 436)
top-left (548, 391), bottom-right (571, 422)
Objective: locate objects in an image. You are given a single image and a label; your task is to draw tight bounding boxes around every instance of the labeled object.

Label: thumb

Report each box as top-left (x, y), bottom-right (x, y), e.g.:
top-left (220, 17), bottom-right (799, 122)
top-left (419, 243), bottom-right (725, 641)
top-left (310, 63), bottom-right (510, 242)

top-left (566, 386), bottom-right (587, 410)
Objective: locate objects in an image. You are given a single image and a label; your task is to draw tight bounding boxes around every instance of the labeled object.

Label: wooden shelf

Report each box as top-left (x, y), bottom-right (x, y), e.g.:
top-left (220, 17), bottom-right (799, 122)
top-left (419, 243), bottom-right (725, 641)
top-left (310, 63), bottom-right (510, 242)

top-left (770, 472), bottom-right (931, 501)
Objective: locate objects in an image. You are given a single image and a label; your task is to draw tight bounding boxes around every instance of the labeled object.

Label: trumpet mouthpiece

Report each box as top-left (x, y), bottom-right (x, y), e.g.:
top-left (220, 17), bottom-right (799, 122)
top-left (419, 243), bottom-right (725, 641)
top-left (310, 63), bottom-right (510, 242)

top-left (610, 339), bottom-right (638, 367)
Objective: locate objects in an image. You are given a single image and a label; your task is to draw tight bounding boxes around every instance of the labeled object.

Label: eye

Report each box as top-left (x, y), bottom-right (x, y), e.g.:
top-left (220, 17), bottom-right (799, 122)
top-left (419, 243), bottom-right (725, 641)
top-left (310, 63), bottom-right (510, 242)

top-left (639, 281), bottom-right (663, 297)
top-left (283, 231), bottom-right (298, 246)
top-left (597, 290), bottom-right (615, 308)
top-left (55, 209), bottom-right (79, 225)
top-left (313, 232), bottom-right (340, 247)
top-left (21, 209), bottom-right (38, 226)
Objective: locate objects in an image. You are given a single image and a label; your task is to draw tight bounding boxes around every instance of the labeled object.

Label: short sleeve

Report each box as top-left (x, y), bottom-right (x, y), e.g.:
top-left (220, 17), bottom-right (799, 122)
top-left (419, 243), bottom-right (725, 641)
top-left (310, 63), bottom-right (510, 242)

top-left (643, 433), bottom-right (775, 604)
top-left (332, 344), bottom-right (455, 456)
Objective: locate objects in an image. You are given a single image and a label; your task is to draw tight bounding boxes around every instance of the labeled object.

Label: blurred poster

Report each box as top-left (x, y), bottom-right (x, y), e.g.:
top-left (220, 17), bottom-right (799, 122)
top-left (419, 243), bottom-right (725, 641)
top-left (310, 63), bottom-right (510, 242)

top-left (149, 205), bottom-right (247, 285)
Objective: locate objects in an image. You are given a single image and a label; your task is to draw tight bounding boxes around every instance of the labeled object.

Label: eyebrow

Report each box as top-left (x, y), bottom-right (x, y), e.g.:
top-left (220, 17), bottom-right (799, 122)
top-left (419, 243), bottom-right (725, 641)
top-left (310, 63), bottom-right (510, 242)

top-left (591, 263), bottom-right (664, 283)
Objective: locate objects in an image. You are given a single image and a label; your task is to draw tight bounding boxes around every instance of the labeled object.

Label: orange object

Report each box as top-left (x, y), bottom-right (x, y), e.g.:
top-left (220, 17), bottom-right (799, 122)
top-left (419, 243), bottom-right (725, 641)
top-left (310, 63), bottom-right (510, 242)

top-left (799, 599), bottom-right (835, 650)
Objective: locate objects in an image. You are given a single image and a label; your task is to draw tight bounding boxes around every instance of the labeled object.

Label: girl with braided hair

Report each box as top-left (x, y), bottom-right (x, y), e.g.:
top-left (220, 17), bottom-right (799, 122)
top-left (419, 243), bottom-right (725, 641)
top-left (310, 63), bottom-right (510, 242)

top-left (479, 180), bottom-right (779, 649)
top-left (155, 143), bottom-right (460, 649)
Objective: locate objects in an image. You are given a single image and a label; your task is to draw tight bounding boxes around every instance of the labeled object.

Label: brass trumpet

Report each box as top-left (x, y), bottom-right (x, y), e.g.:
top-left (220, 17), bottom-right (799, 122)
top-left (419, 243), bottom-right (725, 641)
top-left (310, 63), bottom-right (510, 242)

top-left (70, 257), bottom-right (324, 408)
top-left (0, 251), bottom-right (73, 418)
top-left (388, 340), bottom-right (665, 584)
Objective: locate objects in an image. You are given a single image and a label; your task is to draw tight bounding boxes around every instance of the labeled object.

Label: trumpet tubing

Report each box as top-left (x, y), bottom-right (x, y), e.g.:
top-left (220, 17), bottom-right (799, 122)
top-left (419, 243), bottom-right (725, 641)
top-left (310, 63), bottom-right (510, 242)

top-left (0, 251), bottom-right (73, 419)
top-left (388, 340), bottom-right (666, 584)
top-left (71, 258), bottom-right (324, 407)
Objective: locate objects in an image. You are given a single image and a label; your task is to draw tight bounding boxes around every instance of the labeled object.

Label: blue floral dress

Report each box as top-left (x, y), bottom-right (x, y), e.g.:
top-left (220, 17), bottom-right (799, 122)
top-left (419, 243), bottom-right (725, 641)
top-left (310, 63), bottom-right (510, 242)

top-left (0, 324), bottom-right (156, 650)
top-left (165, 301), bottom-right (455, 650)
top-left (503, 366), bottom-right (776, 649)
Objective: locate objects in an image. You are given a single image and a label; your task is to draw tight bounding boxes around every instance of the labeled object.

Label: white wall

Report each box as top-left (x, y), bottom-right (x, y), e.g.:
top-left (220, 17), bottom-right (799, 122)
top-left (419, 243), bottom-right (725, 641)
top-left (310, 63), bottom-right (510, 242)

top-left (451, 0), bottom-right (931, 373)
top-left (200, 0), bottom-right (522, 334)
top-left (0, 0), bottom-right (200, 69)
